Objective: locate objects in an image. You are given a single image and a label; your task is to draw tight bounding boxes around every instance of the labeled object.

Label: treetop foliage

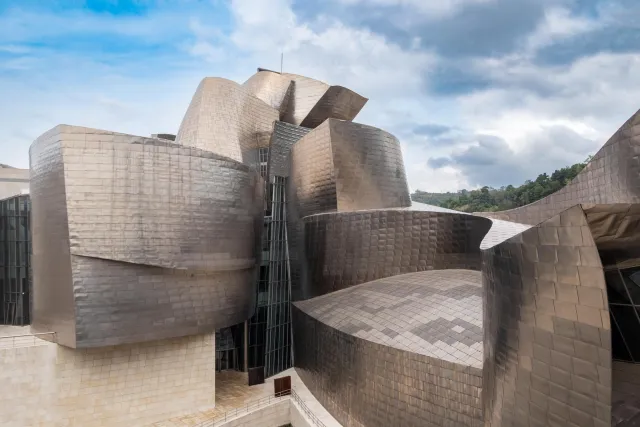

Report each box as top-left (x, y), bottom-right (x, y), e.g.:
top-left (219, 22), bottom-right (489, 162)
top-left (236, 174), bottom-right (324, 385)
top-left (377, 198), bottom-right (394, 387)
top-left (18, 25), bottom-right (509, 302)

top-left (412, 156), bottom-right (592, 213)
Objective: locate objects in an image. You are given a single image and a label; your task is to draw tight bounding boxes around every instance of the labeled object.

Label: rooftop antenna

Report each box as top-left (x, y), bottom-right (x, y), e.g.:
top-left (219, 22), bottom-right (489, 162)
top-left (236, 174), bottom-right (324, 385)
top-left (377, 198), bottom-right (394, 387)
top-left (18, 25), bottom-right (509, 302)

top-left (280, 52), bottom-right (283, 74)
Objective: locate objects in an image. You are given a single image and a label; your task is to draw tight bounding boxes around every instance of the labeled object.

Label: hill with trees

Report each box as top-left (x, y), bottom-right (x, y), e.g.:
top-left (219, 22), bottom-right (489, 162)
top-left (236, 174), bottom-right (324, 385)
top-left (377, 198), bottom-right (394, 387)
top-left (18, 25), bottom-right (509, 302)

top-left (412, 156), bottom-right (592, 213)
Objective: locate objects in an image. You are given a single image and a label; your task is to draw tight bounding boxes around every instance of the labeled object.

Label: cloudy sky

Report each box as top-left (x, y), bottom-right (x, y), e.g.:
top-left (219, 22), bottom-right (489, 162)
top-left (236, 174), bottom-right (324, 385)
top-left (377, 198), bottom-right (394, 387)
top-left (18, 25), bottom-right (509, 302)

top-left (1, 0), bottom-right (639, 192)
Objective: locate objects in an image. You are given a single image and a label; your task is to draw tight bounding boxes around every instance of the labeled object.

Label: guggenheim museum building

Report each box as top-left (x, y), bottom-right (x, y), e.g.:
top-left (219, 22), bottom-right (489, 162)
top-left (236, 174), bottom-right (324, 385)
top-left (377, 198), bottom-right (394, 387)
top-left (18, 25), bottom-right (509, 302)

top-left (3, 67), bottom-right (639, 426)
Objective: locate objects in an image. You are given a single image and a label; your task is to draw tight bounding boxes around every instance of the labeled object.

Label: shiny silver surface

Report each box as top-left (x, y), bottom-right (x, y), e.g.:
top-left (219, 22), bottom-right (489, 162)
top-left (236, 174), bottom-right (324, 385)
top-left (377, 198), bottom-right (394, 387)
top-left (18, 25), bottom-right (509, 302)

top-left (175, 77), bottom-right (279, 166)
top-left (242, 70), bottom-right (293, 116)
top-left (30, 125), bottom-right (262, 348)
top-left (281, 73), bottom-right (330, 126)
top-left (478, 108), bottom-right (640, 226)
top-left (295, 269), bottom-right (483, 367)
top-left (301, 210), bottom-right (491, 299)
top-left (293, 270), bottom-right (484, 427)
top-left (289, 119), bottom-right (411, 217)
top-left (299, 85), bottom-right (368, 129)
top-left (267, 121), bottom-right (311, 179)
top-left (281, 73), bottom-right (367, 128)
top-left (483, 205), bottom-right (612, 427)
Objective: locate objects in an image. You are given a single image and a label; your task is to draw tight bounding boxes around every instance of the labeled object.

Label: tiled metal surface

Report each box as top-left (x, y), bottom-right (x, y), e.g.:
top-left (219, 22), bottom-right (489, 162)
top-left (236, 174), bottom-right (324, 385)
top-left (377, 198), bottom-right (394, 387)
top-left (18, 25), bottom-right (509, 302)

top-left (280, 73), bottom-right (367, 128)
top-left (482, 205), bottom-right (612, 427)
top-left (30, 125), bottom-right (262, 348)
top-left (299, 86), bottom-right (368, 129)
top-left (242, 70), bottom-right (293, 116)
top-left (281, 73), bottom-right (330, 126)
top-left (300, 210), bottom-right (491, 299)
top-left (478, 108), bottom-right (640, 226)
top-left (293, 301), bottom-right (484, 427)
top-left (406, 201), bottom-right (533, 249)
top-left (175, 77), bottom-right (279, 166)
top-left (294, 270), bottom-right (483, 368)
top-left (267, 121), bottom-right (311, 179)
top-left (290, 119), bottom-right (411, 218)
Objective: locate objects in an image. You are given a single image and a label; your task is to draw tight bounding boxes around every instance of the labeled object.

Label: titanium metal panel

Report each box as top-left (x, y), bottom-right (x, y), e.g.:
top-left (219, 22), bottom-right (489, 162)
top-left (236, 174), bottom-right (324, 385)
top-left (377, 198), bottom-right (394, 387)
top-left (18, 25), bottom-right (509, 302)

top-left (300, 210), bottom-right (491, 299)
top-left (175, 77), bottom-right (279, 166)
top-left (293, 270), bottom-right (484, 427)
top-left (281, 73), bottom-right (331, 126)
top-left (267, 121), bottom-right (311, 180)
top-left (289, 119), bottom-right (411, 219)
top-left (242, 70), bottom-right (293, 117)
top-left (478, 108), bottom-right (640, 225)
top-left (482, 205), bottom-right (612, 427)
top-left (299, 85), bottom-right (368, 129)
top-left (30, 125), bottom-right (262, 348)
top-left (295, 270), bottom-right (483, 367)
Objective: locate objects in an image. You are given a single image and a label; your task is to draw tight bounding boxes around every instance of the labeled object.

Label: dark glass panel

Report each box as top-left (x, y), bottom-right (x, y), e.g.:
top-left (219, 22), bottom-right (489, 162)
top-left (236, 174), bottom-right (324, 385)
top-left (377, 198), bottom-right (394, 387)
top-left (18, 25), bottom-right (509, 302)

top-left (605, 270), bottom-right (632, 304)
top-left (611, 305), bottom-right (640, 361)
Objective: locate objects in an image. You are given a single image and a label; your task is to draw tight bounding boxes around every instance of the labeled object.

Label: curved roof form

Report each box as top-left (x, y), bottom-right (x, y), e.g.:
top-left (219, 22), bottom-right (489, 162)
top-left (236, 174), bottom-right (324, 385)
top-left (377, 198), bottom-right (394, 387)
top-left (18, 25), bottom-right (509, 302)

top-left (280, 72), bottom-right (368, 127)
top-left (175, 77), bottom-right (279, 165)
top-left (407, 201), bottom-right (532, 249)
top-left (242, 70), bottom-right (293, 115)
top-left (477, 108), bottom-right (640, 226)
top-left (295, 269), bottom-right (483, 368)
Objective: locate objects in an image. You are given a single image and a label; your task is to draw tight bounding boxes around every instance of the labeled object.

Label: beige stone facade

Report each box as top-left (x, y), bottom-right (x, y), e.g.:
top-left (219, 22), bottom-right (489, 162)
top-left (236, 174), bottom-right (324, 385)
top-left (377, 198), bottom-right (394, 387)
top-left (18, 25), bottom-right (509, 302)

top-left (0, 332), bottom-right (215, 427)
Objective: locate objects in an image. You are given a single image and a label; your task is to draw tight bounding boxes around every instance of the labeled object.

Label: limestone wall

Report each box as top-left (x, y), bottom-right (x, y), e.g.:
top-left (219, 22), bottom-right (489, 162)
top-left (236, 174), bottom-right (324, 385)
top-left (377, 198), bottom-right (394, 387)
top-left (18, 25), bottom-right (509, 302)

top-left (0, 333), bottom-right (215, 427)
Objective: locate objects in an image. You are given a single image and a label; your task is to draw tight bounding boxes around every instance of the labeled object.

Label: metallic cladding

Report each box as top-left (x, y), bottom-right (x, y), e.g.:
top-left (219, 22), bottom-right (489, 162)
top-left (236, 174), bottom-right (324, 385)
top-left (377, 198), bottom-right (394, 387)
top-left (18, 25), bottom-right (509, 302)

top-left (301, 210), bottom-right (491, 299)
top-left (281, 73), bottom-right (331, 126)
top-left (30, 125), bottom-right (262, 348)
top-left (175, 77), bottom-right (279, 166)
top-left (482, 205), bottom-right (612, 427)
top-left (294, 270), bottom-right (484, 367)
top-left (289, 119), bottom-right (411, 219)
top-left (293, 301), bottom-right (484, 427)
top-left (477, 109), bottom-right (640, 226)
top-left (299, 86), bottom-right (368, 129)
top-left (267, 121), bottom-right (311, 179)
top-left (242, 71), bottom-right (293, 116)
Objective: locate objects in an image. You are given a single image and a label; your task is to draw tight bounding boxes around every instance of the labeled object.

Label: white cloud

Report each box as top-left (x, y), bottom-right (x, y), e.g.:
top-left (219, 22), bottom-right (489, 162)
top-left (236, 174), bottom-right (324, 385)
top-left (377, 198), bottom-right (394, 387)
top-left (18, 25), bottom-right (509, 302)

top-left (335, 0), bottom-right (495, 19)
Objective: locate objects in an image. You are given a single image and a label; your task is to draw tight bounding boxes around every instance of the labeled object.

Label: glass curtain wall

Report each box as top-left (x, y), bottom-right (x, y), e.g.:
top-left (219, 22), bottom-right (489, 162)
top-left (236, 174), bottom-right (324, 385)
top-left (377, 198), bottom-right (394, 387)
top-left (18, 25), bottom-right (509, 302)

top-left (0, 195), bottom-right (31, 325)
top-left (605, 266), bottom-right (640, 362)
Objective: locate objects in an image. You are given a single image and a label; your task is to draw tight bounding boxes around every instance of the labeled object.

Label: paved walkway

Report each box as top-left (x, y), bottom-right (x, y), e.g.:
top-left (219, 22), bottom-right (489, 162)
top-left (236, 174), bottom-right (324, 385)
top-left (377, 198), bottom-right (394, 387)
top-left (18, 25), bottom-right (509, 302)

top-left (151, 368), bottom-right (342, 427)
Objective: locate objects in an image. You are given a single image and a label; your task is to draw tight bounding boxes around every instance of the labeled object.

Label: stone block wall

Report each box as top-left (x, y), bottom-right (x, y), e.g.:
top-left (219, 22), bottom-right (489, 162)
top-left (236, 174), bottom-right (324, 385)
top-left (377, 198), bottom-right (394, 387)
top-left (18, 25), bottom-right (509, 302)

top-left (0, 334), bottom-right (215, 427)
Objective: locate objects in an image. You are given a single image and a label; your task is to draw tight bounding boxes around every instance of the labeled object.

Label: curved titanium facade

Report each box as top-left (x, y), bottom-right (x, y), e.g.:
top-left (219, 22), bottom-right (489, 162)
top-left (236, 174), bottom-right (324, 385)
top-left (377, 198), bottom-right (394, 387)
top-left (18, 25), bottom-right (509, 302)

top-left (299, 85), bottom-right (368, 129)
top-left (293, 270), bottom-right (484, 427)
top-left (175, 77), bottom-right (279, 165)
top-left (301, 210), bottom-right (491, 298)
top-left (242, 70), bottom-right (293, 116)
top-left (289, 119), bottom-right (411, 217)
top-left (30, 125), bottom-right (262, 348)
top-left (482, 205), bottom-right (611, 427)
top-left (478, 109), bottom-right (640, 225)
top-left (280, 73), bottom-right (367, 127)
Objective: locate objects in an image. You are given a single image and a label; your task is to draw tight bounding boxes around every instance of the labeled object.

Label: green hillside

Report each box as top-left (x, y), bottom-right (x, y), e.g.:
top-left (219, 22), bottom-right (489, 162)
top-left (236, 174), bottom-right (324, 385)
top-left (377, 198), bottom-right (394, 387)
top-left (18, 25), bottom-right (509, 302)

top-left (412, 156), bottom-right (592, 213)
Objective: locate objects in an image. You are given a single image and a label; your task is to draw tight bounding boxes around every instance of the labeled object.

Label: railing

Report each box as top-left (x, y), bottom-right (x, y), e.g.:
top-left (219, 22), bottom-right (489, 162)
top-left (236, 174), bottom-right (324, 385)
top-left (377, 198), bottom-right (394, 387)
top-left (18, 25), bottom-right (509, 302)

top-left (0, 332), bottom-right (56, 349)
top-left (194, 390), bottom-right (290, 427)
top-left (193, 387), bottom-right (327, 427)
top-left (291, 388), bottom-right (327, 427)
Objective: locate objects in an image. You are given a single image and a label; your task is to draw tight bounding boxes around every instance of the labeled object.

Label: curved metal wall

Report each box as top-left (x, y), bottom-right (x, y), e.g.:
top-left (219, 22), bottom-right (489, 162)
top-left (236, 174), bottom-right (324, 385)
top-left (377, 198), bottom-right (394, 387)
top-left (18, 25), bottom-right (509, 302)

top-left (280, 73), bottom-right (367, 128)
top-left (293, 270), bottom-right (485, 427)
top-left (175, 77), bottom-right (279, 166)
top-left (300, 210), bottom-right (491, 299)
top-left (299, 85), bottom-right (368, 129)
top-left (242, 71), bottom-right (293, 116)
top-left (482, 205), bottom-right (611, 427)
top-left (478, 109), bottom-right (640, 225)
top-left (289, 119), bottom-right (411, 218)
top-left (30, 126), bottom-right (262, 348)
